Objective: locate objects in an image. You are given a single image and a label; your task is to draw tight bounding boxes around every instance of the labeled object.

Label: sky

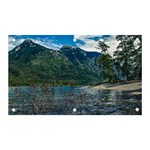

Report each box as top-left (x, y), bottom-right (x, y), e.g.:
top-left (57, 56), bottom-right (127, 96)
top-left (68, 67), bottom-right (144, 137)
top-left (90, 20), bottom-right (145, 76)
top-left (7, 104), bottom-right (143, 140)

top-left (8, 35), bottom-right (119, 56)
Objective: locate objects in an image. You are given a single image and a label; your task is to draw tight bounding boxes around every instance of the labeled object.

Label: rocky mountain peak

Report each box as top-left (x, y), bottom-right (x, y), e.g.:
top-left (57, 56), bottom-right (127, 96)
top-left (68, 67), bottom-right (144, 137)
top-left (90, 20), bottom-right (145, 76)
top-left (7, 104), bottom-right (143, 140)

top-left (23, 39), bottom-right (33, 44)
top-left (20, 39), bottom-right (35, 47)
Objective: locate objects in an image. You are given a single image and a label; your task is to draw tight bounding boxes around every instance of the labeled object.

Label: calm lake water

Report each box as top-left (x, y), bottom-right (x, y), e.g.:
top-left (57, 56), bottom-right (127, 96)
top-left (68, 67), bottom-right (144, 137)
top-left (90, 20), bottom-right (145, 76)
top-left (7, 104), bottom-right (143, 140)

top-left (9, 86), bottom-right (142, 115)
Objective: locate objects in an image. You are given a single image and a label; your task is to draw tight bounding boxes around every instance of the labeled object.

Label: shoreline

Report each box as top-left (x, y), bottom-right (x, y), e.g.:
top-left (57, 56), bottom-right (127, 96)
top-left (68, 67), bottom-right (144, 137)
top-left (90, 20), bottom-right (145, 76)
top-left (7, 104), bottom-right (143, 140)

top-left (9, 80), bottom-right (142, 94)
top-left (90, 80), bottom-right (142, 95)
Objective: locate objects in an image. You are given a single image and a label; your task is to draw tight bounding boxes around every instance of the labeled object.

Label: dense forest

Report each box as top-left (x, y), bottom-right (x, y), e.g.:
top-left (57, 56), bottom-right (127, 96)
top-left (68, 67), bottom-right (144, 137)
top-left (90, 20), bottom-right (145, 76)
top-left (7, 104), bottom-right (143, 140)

top-left (96, 35), bottom-right (142, 83)
top-left (9, 40), bottom-right (100, 86)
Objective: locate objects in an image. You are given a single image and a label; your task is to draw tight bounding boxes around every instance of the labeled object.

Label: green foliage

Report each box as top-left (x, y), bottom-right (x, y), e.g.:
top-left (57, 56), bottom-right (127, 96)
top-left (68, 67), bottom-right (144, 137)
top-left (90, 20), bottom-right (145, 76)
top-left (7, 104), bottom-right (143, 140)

top-left (96, 40), bottom-right (110, 54)
top-left (97, 41), bottom-right (116, 83)
top-left (113, 35), bottom-right (142, 80)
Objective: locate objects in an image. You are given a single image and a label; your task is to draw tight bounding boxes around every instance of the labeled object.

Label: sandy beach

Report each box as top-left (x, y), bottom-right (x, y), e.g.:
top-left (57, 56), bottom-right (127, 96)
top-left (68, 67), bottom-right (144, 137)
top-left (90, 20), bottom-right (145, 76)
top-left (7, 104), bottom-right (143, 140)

top-left (92, 80), bottom-right (142, 95)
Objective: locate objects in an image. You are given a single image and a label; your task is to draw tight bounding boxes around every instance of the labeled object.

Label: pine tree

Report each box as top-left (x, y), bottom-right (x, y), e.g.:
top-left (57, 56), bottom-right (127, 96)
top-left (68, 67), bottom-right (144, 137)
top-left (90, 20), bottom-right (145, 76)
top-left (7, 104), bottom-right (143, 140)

top-left (113, 35), bottom-right (142, 80)
top-left (96, 40), bottom-right (116, 83)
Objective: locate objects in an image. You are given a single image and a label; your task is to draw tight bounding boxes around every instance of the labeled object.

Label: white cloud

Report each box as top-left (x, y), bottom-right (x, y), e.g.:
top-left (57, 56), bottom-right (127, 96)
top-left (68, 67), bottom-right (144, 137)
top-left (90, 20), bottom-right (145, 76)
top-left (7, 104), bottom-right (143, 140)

top-left (105, 35), bottom-right (120, 56)
top-left (33, 39), bottom-right (63, 50)
top-left (74, 35), bottom-right (102, 52)
top-left (76, 39), bottom-right (99, 52)
top-left (8, 37), bottom-right (26, 51)
top-left (8, 37), bottom-right (63, 51)
top-left (99, 38), bottom-right (104, 42)
top-left (74, 35), bottom-right (119, 56)
top-left (74, 35), bottom-right (103, 41)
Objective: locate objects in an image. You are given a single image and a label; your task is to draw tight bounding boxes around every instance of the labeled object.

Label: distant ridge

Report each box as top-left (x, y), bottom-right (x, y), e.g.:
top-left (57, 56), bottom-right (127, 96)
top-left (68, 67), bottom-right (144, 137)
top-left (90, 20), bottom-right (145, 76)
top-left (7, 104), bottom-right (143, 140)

top-left (9, 40), bottom-right (101, 86)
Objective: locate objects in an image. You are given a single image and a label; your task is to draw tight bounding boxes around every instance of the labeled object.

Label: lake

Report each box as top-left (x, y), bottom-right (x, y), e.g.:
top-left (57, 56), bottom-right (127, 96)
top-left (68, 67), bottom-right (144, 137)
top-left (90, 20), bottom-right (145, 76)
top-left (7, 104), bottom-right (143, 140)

top-left (9, 86), bottom-right (142, 115)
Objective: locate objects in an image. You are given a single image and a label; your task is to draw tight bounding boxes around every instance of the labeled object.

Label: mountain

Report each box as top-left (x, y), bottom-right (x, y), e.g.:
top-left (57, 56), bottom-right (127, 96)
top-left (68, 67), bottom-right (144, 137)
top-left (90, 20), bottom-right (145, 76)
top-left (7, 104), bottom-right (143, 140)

top-left (60, 45), bottom-right (100, 72)
top-left (9, 39), bottom-right (101, 86)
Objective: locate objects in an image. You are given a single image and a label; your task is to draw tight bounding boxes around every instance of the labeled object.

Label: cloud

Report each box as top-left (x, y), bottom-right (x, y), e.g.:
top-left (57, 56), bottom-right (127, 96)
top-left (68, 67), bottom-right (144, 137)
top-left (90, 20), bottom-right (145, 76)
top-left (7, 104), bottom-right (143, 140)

top-left (8, 37), bottom-right (26, 51)
top-left (31, 39), bottom-right (62, 50)
top-left (74, 35), bottom-right (102, 52)
top-left (104, 35), bottom-right (120, 56)
top-left (76, 39), bottom-right (99, 52)
top-left (74, 35), bottom-right (119, 56)
top-left (8, 36), bottom-right (63, 51)
top-left (74, 35), bottom-right (103, 41)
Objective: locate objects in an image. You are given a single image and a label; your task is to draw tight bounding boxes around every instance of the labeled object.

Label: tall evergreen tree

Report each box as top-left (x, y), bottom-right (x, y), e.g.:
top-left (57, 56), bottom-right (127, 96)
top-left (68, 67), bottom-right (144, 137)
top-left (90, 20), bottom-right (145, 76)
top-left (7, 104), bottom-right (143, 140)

top-left (96, 40), bottom-right (116, 83)
top-left (113, 35), bottom-right (142, 80)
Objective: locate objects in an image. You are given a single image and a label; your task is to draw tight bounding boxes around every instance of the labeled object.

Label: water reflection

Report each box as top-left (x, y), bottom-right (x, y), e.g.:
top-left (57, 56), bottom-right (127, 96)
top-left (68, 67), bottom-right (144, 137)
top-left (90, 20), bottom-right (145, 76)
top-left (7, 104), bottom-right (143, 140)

top-left (9, 86), bottom-right (142, 115)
